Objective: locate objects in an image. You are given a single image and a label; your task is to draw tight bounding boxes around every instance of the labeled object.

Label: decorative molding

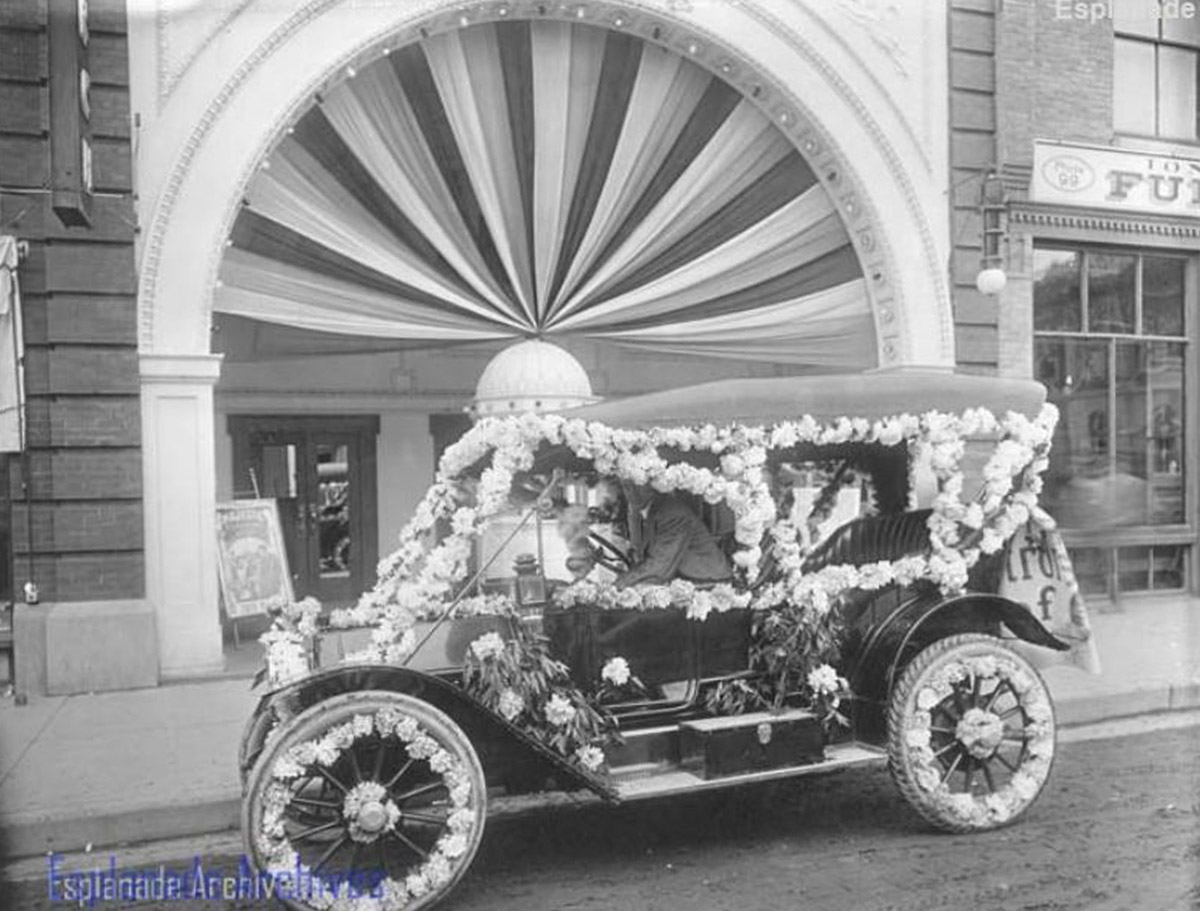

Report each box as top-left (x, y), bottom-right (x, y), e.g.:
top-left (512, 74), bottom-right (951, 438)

top-left (140, 351), bottom-right (224, 382)
top-left (140, 0), bottom-right (346, 350)
top-left (1010, 203), bottom-right (1200, 240)
top-left (832, 0), bottom-right (909, 78)
top-left (141, 0), bottom-right (941, 370)
top-left (216, 390), bottom-right (470, 412)
top-left (157, 0), bottom-right (256, 106)
top-left (742, 1), bottom-right (952, 364)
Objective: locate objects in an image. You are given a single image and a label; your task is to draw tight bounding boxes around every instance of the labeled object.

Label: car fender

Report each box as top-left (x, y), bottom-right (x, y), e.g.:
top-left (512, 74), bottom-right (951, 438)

top-left (846, 590), bottom-right (1068, 740)
top-left (239, 664), bottom-right (615, 801)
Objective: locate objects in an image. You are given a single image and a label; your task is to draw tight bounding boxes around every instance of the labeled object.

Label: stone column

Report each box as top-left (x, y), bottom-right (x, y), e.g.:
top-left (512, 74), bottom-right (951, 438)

top-left (140, 352), bottom-right (224, 678)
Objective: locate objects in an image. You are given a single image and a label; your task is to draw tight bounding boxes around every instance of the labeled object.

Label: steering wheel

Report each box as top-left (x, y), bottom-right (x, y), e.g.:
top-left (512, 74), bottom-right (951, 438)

top-left (589, 531), bottom-right (632, 569)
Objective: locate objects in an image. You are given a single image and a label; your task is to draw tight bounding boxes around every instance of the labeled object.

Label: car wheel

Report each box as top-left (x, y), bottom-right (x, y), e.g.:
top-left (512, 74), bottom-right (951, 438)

top-left (242, 690), bottom-right (487, 910)
top-left (887, 633), bottom-right (1056, 832)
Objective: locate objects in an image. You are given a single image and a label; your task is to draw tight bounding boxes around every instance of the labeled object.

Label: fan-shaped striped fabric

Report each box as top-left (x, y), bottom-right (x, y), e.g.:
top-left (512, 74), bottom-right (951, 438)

top-left (218, 19), bottom-right (874, 368)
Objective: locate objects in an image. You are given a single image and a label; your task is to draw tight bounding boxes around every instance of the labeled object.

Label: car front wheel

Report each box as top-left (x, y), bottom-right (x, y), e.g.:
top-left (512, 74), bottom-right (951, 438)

top-left (887, 633), bottom-right (1056, 832)
top-left (242, 690), bottom-right (487, 910)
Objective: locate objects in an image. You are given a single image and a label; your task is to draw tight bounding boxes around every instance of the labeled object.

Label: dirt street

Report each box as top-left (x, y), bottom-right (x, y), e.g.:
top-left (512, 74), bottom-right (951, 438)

top-left (5, 723), bottom-right (1198, 911)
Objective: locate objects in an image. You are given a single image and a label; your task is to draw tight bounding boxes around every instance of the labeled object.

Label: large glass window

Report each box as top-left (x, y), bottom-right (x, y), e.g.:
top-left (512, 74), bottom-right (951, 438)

top-left (1034, 246), bottom-right (1190, 595)
top-left (1113, 0), bottom-right (1200, 141)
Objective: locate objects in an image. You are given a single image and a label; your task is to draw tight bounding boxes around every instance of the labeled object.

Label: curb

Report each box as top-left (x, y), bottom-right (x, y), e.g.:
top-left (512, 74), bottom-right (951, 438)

top-left (0, 794), bottom-right (241, 861)
top-left (1056, 683), bottom-right (1200, 728)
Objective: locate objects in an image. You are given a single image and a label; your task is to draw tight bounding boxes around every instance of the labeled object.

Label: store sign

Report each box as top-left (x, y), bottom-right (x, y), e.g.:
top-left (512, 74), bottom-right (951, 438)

top-left (1031, 140), bottom-right (1200, 218)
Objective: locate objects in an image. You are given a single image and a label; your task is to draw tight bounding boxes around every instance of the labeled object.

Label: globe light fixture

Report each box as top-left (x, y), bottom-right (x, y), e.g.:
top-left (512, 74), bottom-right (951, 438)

top-left (975, 170), bottom-right (1008, 296)
top-left (975, 265), bottom-right (1007, 295)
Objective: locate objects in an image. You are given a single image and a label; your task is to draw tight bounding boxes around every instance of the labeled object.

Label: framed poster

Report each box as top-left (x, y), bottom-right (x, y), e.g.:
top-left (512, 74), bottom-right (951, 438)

top-left (215, 499), bottom-right (294, 619)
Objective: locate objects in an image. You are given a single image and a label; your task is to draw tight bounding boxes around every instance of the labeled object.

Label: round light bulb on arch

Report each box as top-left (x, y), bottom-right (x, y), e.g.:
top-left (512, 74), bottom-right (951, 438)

top-left (975, 266), bottom-right (1007, 296)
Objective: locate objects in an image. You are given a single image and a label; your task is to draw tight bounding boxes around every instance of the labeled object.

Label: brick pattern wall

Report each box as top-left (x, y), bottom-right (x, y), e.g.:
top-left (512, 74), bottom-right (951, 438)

top-left (949, 0), bottom-right (999, 373)
top-left (0, 0), bottom-right (143, 601)
top-left (949, 0), bottom-right (1115, 374)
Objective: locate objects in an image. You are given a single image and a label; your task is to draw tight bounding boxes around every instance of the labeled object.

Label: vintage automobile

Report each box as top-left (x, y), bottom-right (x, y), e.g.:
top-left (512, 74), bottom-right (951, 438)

top-left (238, 371), bottom-right (1097, 911)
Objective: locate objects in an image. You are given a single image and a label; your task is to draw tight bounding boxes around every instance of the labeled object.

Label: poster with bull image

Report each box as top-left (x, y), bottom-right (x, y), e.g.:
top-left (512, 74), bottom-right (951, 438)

top-left (215, 499), bottom-right (294, 619)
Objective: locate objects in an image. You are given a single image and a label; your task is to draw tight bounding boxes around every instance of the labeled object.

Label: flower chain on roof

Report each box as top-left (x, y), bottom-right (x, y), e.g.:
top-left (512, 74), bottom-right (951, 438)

top-left (262, 404), bottom-right (1058, 687)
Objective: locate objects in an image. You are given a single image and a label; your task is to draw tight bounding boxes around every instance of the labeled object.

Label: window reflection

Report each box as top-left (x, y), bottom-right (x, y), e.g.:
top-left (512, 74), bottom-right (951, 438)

top-left (1033, 249), bottom-right (1081, 332)
top-left (1087, 253), bottom-right (1136, 334)
top-left (317, 443), bottom-right (351, 578)
top-left (1143, 257), bottom-right (1185, 336)
top-left (1034, 248), bottom-right (1187, 537)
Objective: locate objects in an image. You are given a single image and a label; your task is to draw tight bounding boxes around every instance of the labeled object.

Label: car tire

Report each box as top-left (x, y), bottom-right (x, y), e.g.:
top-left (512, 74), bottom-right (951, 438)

top-left (242, 690), bottom-right (487, 910)
top-left (887, 633), bottom-right (1056, 832)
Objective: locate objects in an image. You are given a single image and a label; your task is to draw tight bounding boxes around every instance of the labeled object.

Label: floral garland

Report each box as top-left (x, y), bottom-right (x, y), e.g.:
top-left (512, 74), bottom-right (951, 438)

top-left (461, 630), bottom-right (615, 773)
top-left (261, 403), bottom-right (1060, 707)
top-left (553, 578), bottom-right (751, 621)
top-left (899, 654), bottom-right (1054, 828)
top-left (261, 596), bottom-right (322, 689)
top-left (257, 707), bottom-right (478, 910)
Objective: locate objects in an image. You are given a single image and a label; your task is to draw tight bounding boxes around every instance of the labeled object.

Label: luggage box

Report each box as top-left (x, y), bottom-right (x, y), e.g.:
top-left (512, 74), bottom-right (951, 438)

top-left (679, 709), bottom-right (825, 779)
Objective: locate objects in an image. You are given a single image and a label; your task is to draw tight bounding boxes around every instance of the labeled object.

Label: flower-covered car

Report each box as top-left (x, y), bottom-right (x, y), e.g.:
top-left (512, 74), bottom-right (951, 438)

top-left (239, 371), bottom-right (1098, 911)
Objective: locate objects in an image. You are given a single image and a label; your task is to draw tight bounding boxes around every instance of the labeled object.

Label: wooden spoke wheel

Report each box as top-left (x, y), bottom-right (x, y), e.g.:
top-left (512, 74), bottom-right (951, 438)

top-left (242, 690), bottom-right (487, 910)
top-left (887, 633), bottom-right (1056, 832)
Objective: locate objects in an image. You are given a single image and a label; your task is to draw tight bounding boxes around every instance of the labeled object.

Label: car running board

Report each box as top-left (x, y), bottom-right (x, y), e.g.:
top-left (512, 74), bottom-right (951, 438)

top-left (485, 742), bottom-right (887, 819)
top-left (611, 741), bottom-right (886, 802)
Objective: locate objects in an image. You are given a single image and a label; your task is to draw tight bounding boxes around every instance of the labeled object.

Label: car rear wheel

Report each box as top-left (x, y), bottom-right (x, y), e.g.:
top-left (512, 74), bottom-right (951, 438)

top-left (242, 690), bottom-right (487, 910)
top-left (887, 633), bottom-right (1055, 832)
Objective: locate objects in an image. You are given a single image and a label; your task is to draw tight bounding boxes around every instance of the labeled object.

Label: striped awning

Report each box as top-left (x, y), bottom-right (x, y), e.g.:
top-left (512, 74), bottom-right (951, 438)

top-left (218, 19), bottom-right (873, 368)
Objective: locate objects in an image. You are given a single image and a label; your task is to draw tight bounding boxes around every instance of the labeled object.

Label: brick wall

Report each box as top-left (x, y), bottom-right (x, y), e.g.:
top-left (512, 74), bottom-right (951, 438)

top-left (0, 0), bottom-right (143, 602)
top-left (948, 0), bottom-right (999, 373)
top-left (949, 0), bottom-right (1115, 374)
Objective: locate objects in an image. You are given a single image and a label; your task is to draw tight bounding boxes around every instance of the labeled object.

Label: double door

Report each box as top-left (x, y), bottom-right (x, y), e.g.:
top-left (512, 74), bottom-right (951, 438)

top-left (230, 416), bottom-right (379, 607)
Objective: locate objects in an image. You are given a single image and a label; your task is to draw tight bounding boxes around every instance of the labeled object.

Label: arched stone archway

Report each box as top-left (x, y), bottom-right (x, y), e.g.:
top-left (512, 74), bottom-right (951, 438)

top-left (134, 0), bottom-right (953, 675)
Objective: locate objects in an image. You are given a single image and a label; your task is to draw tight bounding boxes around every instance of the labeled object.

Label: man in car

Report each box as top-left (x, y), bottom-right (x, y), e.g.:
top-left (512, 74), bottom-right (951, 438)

top-left (615, 482), bottom-right (732, 588)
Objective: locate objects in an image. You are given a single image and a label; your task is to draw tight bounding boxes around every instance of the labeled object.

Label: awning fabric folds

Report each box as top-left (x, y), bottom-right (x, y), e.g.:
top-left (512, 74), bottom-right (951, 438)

top-left (219, 19), bottom-right (873, 368)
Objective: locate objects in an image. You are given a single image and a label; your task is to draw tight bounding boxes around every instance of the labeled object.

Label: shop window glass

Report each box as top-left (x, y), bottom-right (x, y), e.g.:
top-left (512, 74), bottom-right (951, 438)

top-left (1143, 256), bottom-right (1185, 336)
top-left (1087, 253), bottom-right (1136, 334)
top-left (1149, 341), bottom-right (1186, 522)
top-left (1033, 249), bottom-right (1081, 332)
top-left (1117, 545), bottom-right (1152, 591)
top-left (1069, 547), bottom-right (1111, 597)
top-left (1149, 545), bottom-right (1187, 589)
top-left (1034, 248), bottom-right (1188, 534)
top-left (1068, 545), bottom-right (1188, 597)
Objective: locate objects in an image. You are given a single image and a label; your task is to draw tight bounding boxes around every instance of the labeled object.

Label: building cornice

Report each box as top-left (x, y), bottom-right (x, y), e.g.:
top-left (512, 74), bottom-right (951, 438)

top-left (1009, 202), bottom-right (1200, 240)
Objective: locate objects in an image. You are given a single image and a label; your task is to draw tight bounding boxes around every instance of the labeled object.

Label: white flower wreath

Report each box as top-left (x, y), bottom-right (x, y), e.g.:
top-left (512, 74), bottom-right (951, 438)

top-left (257, 708), bottom-right (478, 911)
top-left (900, 655), bottom-right (1054, 828)
top-left (263, 403), bottom-right (1060, 691)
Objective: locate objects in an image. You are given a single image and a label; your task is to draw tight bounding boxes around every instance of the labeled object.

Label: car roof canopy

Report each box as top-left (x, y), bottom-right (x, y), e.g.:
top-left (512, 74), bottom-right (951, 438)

top-left (568, 371), bottom-right (1046, 429)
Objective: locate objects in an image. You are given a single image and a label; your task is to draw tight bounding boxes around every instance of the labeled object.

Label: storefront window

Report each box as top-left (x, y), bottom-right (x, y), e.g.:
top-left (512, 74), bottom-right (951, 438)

top-left (1034, 245), bottom-right (1190, 595)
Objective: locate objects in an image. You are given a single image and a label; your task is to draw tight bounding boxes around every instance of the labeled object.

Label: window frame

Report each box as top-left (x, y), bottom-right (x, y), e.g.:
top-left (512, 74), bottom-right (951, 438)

top-left (1032, 241), bottom-right (1197, 596)
top-left (1113, 0), bottom-right (1200, 142)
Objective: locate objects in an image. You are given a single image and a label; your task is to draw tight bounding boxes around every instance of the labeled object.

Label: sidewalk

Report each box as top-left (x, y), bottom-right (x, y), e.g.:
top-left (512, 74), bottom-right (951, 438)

top-left (1, 596), bottom-right (1197, 861)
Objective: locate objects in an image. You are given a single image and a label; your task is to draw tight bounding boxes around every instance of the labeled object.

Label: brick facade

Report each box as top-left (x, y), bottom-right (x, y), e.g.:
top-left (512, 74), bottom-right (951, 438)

top-left (948, 0), bottom-right (1116, 374)
top-left (0, 0), bottom-right (142, 602)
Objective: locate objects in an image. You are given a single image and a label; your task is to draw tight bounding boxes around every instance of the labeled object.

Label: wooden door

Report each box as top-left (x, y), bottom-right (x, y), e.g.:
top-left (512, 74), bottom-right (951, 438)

top-left (230, 416), bottom-right (379, 608)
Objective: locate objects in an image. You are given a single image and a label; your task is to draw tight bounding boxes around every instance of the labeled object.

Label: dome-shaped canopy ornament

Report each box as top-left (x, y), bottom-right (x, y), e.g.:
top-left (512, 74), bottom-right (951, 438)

top-left (472, 339), bottom-right (598, 417)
